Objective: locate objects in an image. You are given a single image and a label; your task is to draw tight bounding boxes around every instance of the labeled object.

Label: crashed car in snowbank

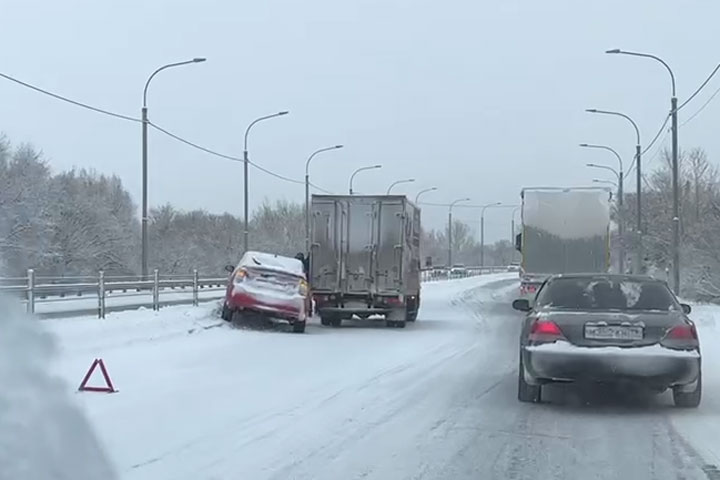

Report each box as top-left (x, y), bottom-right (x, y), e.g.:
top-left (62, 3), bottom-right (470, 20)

top-left (221, 251), bottom-right (309, 333)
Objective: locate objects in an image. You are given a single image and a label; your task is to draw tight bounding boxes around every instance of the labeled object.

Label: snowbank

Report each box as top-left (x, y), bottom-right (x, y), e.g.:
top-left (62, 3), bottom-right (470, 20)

top-left (0, 296), bottom-right (118, 480)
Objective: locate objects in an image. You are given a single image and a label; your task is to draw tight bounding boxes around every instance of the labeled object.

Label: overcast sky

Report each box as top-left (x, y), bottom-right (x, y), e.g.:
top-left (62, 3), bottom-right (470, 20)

top-left (2, 0), bottom-right (718, 243)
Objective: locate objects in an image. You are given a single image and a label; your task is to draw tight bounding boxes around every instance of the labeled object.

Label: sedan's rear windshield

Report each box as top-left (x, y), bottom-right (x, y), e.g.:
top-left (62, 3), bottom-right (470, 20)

top-left (535, 278), bottom-right (680, 311)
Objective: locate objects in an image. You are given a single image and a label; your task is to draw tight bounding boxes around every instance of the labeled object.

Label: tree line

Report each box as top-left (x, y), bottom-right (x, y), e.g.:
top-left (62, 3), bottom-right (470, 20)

top-left (0, 135), bottom-right (511, 280)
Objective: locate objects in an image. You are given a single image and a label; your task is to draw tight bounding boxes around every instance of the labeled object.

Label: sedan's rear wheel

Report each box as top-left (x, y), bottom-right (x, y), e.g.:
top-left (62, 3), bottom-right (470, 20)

top-left (673, 372), bottom-right (702, 408)
top-left (221, 303), bottom-right (231, 321)
top-left (518, 354), bottom-right (541, 403)
top-left (292, 321), bottom-right (306, 334)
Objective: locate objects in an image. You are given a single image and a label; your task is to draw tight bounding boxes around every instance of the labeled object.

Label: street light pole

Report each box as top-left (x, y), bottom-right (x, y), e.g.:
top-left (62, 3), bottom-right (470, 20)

top-left (586, 109), bottom-right (643, 272)
top-left (581, 144), bottom-right (625, 272)
top-left (448, 198), bottom-right (470, 267)
top-left (305, 145), bottom-right (343, 254)
top-left (386, 178), bottom-right (415, 194)
top-left (141, 57), bottom-right (206, 279)
top-left (606, 48), bottom-right (680, 292)
top-left (480, 202), bottom-right (502, 268)
top-left (349, 165), bottom-right (382, 194)
top-left (243, 111), bottom-right (290, 253)
top-left (414, 187), bottom-right (437, 204)
top-left (593, 179), bottom-right (618, 188)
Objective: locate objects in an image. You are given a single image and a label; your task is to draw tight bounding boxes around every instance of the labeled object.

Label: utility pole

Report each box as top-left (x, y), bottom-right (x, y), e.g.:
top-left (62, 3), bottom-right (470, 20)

top-left (671, 95), bottom-right (680, 293)
top-left (448, 198), bottom-right (470, 267)
top-left (141, 58), bottom-right (206, 278)
top-left (585, 109), bottom-right (643, 273)
top-left (305, 145), bottom-right (343, 254)
top-left (605, 48), bottom-right (680, 291)
top-left (243, 111), bottom-right (290, 253)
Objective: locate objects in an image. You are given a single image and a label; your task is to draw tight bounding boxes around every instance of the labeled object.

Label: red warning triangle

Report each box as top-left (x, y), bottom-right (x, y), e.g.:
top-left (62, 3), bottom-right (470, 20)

top-left (78, 358), bottom-right (117, 393)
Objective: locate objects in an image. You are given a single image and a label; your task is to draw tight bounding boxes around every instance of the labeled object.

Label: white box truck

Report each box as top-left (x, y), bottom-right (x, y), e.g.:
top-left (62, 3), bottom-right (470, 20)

top-left (309, 194), bottom-right (422, 328)
top-left (515, 187), bottom-right (612, 300)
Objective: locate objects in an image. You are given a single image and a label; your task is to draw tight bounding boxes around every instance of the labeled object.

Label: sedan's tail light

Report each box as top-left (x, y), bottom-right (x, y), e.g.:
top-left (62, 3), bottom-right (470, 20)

top-left (661, 323), bottom-right (699, 350)
top-left (529, 319), bottom-right (566, 344)
top-left (298, 279), bottom-right (309, 296)
top-left (233, 269), bottom-right (249, 284)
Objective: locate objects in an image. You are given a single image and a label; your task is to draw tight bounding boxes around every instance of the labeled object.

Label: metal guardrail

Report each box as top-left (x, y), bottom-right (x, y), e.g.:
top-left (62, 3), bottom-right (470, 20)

top-left (0, 269), bottom-right (227, 319)
top-left (420, 266), bottom-right (509, 282)
top-left (0, 266), bottom-right (509, 319)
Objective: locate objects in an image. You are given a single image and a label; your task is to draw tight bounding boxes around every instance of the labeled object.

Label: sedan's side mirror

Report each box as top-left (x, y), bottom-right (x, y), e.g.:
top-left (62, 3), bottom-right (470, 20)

top-left (681, 303), bottom-right (692, 315)
top-left (224, 264), bottom-right (235, 273)
top-left (512, 298), bottom-right (531, 312)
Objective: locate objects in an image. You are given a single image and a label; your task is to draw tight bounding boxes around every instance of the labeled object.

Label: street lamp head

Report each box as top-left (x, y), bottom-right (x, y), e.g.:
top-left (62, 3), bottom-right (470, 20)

top-left (372, 164), bottom-right (382, 169)
top-left (579, 143), bottom-right (589, 147)
top-left (278, 111), bottom-right (290, 116)
top-left (192, 58), bottom-right (207, 63)
top-left (585, 108), bottom-right (598, 113)
top-left (605, 49), bottom-right (622, 54)
top-left (586, 163), bottom-right (598, 167)
top-left (334, 145), bottom-right (344, 149)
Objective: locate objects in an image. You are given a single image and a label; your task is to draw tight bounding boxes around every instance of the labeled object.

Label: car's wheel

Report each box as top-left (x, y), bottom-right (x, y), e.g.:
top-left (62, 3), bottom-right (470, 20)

top-left (518, 353), bottom-right (541, 403)
top-left (221, 303), bottom-right (231, 321)
top-left (330, 317), bottom-right (342, 328)
top-left (292, 321), bottom-right (306, 334)
top-left (673, 372), bottom-right (702, 408)
top-left (320, 316), bottom-right (331, 326)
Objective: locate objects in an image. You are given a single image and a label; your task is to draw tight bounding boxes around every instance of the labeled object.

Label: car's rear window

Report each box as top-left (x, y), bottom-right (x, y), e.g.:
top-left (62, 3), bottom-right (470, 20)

top-left (535, 278), bottom-right (680, 311)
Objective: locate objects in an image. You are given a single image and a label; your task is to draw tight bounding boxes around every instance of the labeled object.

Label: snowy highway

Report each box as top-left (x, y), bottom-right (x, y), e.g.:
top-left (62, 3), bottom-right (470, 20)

top-left (45, 273), bottom-right (720, 479)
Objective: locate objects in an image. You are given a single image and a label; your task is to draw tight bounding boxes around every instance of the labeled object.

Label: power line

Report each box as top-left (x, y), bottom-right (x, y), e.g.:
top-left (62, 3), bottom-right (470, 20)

top-left (0, 72), bottom-right (141, 123)
top-left (0, 71), bottom-right (332, 191)
top-left (680, 84), bottom-right (720, 127)
top-left (676, 63), bottom-right (720, 112)
top-left (148, 121), bottom-right (333, 192)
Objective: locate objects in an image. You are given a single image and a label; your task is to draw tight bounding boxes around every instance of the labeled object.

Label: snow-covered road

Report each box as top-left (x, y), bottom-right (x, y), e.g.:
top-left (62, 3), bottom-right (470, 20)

top-left (43, 274), bottom-right (720, 479)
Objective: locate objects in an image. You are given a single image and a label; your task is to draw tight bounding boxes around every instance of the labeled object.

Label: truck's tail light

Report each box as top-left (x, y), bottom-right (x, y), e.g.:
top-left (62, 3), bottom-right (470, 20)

top-left (529, 320), bottom-right (566, 344)
top-left (661, 323), bottom-right (699, 350)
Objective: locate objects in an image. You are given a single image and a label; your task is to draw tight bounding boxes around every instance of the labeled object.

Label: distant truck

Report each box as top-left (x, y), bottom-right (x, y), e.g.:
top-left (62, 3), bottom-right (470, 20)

top-left (515, 187), bottom-right (611, 300)
top-left (309, 194), bottom-right (422, 328)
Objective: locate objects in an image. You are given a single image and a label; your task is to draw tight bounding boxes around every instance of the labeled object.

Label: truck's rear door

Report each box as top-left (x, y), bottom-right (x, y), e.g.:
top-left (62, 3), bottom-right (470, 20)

top-left (345, 198), bottom-right (375, 294)
top-left (310, 198), bottom-right (341, 292)
top-left (375, 198), bottom-right (405, 294)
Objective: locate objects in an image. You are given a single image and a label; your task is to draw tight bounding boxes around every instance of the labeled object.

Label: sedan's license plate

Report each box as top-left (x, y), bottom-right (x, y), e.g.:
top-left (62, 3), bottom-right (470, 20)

top-left (585, 325), bottom-right (643, 340)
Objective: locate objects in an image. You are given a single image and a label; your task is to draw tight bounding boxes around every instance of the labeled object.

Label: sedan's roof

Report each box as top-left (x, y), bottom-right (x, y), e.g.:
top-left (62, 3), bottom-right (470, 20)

top-left (548, 273), bottom-right (664, 283)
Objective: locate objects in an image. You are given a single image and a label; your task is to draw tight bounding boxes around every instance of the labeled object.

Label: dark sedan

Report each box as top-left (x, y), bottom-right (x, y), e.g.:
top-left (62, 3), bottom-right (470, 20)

top-left (513, 274), bottom-right (701, 407)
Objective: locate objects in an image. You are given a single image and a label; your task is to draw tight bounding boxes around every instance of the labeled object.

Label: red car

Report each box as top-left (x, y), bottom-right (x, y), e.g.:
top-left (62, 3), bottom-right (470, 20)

top-left (221, 251), bottom-right (309, 333)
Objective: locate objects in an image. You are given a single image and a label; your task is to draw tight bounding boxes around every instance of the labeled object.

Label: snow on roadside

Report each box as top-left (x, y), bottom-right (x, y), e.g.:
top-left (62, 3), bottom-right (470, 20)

top-left (0, 296), bottom-right (118, 480)
top-left (36, 273), bottom-right (516, 479)
top-left (670, 303), bottom-right (720, 468)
